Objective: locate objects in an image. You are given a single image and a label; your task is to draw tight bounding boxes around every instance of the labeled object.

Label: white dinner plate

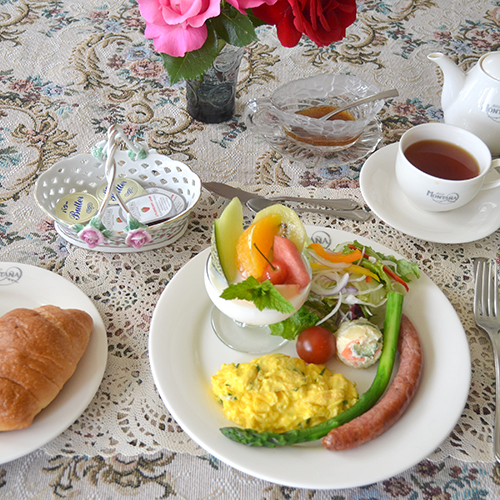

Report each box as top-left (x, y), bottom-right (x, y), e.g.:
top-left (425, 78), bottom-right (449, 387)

top-left (149, 227), bottom-right (471, 489)
top-left (0, 263), bottom-right (108, 464)
top-left (360, 143), bottom-right (500, 243)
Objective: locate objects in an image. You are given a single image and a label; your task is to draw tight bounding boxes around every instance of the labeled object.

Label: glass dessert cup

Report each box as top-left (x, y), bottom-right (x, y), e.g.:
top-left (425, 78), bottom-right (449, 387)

top-left (204, 255), bottom-right (312, 354)
top-left (244, 74), bottom-right (384, 153)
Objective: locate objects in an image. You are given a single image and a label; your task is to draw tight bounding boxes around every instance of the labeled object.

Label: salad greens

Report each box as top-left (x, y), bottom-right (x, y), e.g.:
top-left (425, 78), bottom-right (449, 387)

top-left (348, 241), bottom-right (420, 292)
top-left (268, 241), bottom-right (419, 341)
top-left (268, 306), bottom-right (319, 340)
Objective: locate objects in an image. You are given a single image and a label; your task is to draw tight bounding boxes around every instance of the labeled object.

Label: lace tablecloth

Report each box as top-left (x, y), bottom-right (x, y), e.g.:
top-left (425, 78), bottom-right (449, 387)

top-left (2, 0), bottom-right (500, 497)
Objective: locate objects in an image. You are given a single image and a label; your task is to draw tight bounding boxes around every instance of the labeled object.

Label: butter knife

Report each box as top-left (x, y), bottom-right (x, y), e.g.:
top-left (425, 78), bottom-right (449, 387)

top-left (203, 182), bottom-right (360, 210)
top-left (247, 197), bottom-right (371, 221)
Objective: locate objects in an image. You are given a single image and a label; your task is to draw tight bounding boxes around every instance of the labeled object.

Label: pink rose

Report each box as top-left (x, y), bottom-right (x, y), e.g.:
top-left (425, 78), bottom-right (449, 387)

top-left (137, 0), bottom-right (221, 57)
top-left (226, 0), bottom-right (278, 14)
top-left (125, 228), bottom-right (153, 249)
top-left (79, 226), bottom-right (104, 249)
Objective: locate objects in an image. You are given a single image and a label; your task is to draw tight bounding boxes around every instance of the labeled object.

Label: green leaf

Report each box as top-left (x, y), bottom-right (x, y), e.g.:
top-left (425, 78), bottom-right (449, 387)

top-left (89, 216), bottom-right (104, 230)
top-left (211, 9), bottom-right (257, 47)
top-left (220, 277), bottom-right (295, 313)
top-left (126, 216), bottom-right (147, 231)
top-left (160, 27), bottom-right (219, 84)
top-left (269, 306), bottom-right (320, 340)
top-left (221, 277), bottom-right (259, 301)
top-left (396, 259), bottom-right (420, 282)
top-left (350, 240), bottom-right (420, 284)
top-left (253, 281), bottom-right (295, 313)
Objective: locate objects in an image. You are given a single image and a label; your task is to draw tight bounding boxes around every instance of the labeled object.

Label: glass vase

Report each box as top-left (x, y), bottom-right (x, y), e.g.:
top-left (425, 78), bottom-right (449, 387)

top-left (185, 45), bottom-right (245, 124)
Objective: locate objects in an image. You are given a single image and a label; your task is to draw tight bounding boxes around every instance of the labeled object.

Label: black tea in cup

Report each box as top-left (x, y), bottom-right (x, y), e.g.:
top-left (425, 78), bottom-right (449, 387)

top-left (404, 139), bottom-right (480, 180)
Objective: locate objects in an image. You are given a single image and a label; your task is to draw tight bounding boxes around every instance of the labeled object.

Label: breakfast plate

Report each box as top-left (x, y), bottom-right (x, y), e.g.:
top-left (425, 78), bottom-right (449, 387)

top-left (0, 263), bottom-right (108, 464)
top-left (360, 143), bottom-right (500, 243)
top-left (149, 227), bottom-right (471, 489)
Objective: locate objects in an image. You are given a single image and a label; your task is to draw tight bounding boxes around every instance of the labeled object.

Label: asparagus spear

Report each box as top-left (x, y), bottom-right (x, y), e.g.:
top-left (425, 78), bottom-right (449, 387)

top-left (220, 291), bottom-right (404, 447)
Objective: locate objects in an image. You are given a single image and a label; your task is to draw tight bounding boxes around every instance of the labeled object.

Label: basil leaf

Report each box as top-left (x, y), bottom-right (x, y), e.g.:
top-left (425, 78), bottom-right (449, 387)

top-left (220, 277), bottom-right (295, 313)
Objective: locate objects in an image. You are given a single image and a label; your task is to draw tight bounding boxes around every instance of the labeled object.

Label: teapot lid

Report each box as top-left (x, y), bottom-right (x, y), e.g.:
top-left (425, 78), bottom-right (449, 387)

top-left (481, 52), bottom-right (500, 80)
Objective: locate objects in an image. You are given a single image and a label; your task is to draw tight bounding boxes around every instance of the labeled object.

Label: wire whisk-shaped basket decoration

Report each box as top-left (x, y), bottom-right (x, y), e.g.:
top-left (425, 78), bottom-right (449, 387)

top-left (35, 125), bottom-right (201, 252)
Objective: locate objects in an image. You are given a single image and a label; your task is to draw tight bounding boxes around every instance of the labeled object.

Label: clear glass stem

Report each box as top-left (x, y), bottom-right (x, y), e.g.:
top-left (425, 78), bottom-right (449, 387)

top-left (210, 306), bottom-right (287, 354)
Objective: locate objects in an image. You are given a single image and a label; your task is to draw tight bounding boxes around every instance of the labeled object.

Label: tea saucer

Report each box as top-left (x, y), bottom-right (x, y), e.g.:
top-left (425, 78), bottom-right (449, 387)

top-left (360, 143), bottom-right (500, 243)
top-left (254, 119), bottom-right (382, 169)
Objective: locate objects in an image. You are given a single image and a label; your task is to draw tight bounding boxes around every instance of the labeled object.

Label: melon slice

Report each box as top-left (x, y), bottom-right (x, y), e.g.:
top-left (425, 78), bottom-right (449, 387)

top-left (273, 235), bottom-right (311, 288)
top-left (212, 197), bottom-right (243, 283)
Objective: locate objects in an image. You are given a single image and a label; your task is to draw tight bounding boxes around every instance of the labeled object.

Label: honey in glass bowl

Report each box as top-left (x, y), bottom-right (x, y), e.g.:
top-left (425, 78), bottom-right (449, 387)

top-left (244, 74), bottom-right (385, 152)
top-left (285, 105), bottom-right (359, 147)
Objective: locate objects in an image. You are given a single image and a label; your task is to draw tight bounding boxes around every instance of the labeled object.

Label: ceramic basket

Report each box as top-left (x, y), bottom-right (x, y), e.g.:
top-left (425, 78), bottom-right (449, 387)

top-left (35, 125), bottom-right (201, 252)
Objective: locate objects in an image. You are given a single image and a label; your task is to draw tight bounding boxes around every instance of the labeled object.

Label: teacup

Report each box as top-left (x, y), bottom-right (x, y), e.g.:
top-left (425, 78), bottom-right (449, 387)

top-left (395, 123), bottom-right (500, 212)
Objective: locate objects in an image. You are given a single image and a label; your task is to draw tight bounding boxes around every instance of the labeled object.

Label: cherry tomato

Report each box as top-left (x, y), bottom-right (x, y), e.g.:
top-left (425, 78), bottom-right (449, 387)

top-left (296, 326), bottom-right (336, 364)
top-left (260, 260), bottom-right (288, 284)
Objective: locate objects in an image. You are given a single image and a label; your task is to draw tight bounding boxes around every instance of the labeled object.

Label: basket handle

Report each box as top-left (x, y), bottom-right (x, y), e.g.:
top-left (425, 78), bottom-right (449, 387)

top-left (74, 125), bottom-right (153, 250)
top-left (91, 124), bottom-right (150, 162)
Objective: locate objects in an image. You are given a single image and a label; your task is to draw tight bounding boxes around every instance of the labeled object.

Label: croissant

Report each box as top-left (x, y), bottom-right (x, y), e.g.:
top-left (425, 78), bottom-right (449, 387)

top-left (0, 305), bottom-right (93, 431)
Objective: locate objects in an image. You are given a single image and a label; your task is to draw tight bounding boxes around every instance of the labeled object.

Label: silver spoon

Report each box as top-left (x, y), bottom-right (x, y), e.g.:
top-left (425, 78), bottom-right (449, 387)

top-left (319, 89), bottom-right (399, 121)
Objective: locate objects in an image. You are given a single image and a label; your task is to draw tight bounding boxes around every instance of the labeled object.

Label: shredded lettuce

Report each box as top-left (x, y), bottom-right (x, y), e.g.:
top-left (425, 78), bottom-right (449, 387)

top-left (349, 240), bottom-right (420, 284)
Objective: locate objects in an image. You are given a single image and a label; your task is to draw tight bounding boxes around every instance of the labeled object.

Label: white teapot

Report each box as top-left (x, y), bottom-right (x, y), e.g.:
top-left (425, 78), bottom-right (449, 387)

top-left (428, 52), bottom-right (500, 155)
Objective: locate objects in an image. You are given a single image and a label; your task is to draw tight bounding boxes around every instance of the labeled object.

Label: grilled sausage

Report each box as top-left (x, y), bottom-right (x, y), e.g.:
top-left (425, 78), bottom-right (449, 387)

top-left (322, 314), bottom-right (423, 450)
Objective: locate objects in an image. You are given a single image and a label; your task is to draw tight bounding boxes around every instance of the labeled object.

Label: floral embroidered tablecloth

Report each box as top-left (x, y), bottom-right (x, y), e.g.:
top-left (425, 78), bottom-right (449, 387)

top-left (2, 0), bottom-right (500, 498)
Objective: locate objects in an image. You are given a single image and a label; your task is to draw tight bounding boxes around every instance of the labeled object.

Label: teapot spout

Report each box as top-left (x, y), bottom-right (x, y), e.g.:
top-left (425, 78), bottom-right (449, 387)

top-left (428, 52), bottom-right (466, 111)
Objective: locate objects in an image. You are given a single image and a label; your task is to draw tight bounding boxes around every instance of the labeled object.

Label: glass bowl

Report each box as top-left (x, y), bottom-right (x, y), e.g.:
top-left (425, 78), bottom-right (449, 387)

top-left (204, 255), bottom-right (312, 353)
top-left (244, 74), bottom-right (384, 152)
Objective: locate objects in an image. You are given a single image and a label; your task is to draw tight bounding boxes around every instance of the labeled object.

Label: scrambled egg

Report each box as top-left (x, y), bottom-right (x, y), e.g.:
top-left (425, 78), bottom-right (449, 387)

top-left (211, 353), bottom-right (358, 433)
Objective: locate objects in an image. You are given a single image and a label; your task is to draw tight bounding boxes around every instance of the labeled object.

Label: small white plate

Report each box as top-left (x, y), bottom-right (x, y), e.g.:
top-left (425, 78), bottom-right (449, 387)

top-left (0, 263), bottom-right (108, 464)
top-left (149, 227), bottom-right (470, 489)
top-left (360, 143), bottom-right (500, 243)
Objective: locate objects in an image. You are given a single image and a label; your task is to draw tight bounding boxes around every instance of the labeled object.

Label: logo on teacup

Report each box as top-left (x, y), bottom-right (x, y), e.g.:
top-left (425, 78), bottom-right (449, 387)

top-left (426, 191), bottom-right (459, 204)
top-left (0, 266), bottom-right (22, 286)
top-left (487, 104), bottom-right (500, 123)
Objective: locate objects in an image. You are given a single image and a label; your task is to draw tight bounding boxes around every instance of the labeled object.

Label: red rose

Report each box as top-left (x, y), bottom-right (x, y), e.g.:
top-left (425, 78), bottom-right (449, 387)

top-left (253, 0), bottom-right (357, 47)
